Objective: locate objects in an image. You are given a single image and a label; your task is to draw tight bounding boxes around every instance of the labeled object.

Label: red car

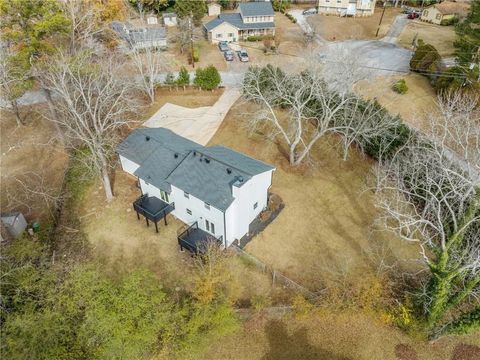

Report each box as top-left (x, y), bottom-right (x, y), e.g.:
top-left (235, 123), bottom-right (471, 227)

top-left (407, 12), bottom-right (420, 19)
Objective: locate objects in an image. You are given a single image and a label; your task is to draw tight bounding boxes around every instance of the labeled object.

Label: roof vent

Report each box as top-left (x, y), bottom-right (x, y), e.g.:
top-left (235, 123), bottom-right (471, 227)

top-left (205, 158), bottom-right (210, 164)
top-left (226, 168), bottom-right (232, 174)
top-left (174, 153), bottom-right (178, 158)
top-left (193, 151), bottom-right (196, 156)
top-left (145, 136), bottom-right (150, 141)
top-left (238, 176), bottom-right (244, 183)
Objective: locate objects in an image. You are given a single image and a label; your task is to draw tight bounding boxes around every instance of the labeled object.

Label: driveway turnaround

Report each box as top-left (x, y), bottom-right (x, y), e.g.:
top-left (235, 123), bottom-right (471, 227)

top-left (143, 87), bottom-right (242, 145)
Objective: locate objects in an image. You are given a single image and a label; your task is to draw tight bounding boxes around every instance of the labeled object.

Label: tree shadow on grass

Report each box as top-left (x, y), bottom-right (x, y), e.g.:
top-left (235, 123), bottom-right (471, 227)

top-left (261, 319), bottom-right (352, 360)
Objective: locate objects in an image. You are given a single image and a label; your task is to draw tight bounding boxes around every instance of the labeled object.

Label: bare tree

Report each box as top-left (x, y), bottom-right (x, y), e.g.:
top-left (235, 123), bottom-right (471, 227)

top-left (61, 0), bottom-right (96, 52)
top-left (374, 91), bottom-right (480, 337)
top-left (243, 65), bottom-right (395, 165)
top-left (0, 51), bottom-right (33, 127)
top-left (130, 45), bottom-right (166, 103)
top-left (36, 51), bottom-right (137, 201)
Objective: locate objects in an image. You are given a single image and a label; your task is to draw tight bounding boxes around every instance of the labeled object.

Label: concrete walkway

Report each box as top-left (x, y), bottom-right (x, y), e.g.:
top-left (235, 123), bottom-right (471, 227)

top-left (143, 87), bottom-right (242, 145)
top-left (382, 14), bottom-right (409, 44)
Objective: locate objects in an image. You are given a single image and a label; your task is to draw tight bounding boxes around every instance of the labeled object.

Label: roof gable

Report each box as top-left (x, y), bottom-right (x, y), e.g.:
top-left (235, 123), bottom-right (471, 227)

top-left (239, 2), bottom-right (275, 17)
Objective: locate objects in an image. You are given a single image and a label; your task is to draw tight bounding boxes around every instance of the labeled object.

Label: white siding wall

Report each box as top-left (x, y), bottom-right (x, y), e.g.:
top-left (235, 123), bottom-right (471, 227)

top-left (119, 155), bottom-right (140, 176)
top-left (139, 179), bottom-right (162, 198)
top-left (170, 184), bottom-right (227, 246)
top-left (209, 22), bottom-right (238, 43)
top-left (227, 170), bottom-right (273, 243)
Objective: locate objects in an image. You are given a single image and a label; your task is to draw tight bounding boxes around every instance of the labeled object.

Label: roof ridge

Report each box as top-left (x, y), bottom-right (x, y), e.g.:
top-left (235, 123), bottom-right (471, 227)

top-left (197, 148), bottom-right (253, 176)
top-left (205, 145), bottom-right (274, 173)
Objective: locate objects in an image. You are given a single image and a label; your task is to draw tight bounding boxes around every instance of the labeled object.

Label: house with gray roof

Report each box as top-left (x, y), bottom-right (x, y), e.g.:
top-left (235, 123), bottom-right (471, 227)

top-left (117, 128), bottom-right (275, 252)
top-left (111, 21), bottom-right (167, 50)
top-left (204, 1), bottom-right (275, 43)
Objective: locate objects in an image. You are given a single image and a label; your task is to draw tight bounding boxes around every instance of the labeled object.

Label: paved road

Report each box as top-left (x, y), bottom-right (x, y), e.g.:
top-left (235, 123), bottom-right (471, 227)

top-left (382, 14), bottom-right (409, 44)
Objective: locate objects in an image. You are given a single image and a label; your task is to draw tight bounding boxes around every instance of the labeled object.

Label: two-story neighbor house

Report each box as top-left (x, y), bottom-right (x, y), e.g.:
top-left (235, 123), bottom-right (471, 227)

top-left (204, 1), bottom-right (275, 43)
top-left (317, 0), bottom-right (376, 16)
top-left (117, 128), bottom-right (275, 252)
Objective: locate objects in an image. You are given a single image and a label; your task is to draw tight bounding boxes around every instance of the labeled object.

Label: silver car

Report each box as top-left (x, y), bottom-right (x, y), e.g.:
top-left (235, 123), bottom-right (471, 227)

top-left (224, 50), bottom-right (234, 61)
top-left (237, 49), bottom-right (249, 62)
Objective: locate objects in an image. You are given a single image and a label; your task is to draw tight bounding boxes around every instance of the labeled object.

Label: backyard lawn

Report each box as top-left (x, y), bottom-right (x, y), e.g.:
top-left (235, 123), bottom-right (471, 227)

top-left (397, 21), bottom-right (458, 56)
top-left (354, 73), bottom-right (438, 131)
top-left (208, 100), bottom-right (423, 291)
top-left (307, 8), bottom-right (401, 41)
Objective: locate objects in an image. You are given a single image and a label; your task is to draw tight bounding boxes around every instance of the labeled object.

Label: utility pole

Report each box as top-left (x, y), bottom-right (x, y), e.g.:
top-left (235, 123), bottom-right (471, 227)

top-left (375, 2), bottom-right (387, 37)
top-left (189, 13), bottom-right (195, 69)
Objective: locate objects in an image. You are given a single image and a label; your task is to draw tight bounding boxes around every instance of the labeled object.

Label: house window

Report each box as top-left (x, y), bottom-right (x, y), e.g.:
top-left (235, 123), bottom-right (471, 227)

top-left (204, 202), bottom-right (210, 210)
top-left (228, 33), bottom-right (234, 37)
top-left (216, 33), bottom-right (223, 38)
top-left (184, 191), bottom-right (189, 199)
top-left (205, 220), bottom-right (215, 235)
top-left (253, 202), bottom-right (258, 210)
top-left (186, 209), bottom-right (192, 215)
top-left (436, 13), bottom-right (442, 20)
top-left (160, 190), bottom-right (169, 203)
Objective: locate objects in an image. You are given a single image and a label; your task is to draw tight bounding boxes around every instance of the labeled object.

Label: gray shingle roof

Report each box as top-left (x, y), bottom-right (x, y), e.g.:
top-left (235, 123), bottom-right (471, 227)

top-left (204, 13), bottom-right (275, 31)
top-left (117, 128), bottom-right (275, 211)
top-left (128, 27), bottom-right (166, 44)
top-left (239, 1), bottom-right (275, 17)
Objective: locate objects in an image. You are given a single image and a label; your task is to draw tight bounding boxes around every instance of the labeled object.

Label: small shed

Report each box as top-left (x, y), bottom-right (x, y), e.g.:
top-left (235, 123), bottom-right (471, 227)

top-left (208, 3), bottom-right (222, 16)
top-left (146, 15), bottom-right (158, 25)
top-left (1, 212), bottom-right (27, 241)
top-left (163, 12), bottom-right (177, 27)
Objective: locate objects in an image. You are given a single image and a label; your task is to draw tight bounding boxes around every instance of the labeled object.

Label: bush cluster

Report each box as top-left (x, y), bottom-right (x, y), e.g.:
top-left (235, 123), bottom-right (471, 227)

top-left (392, 79), bottom-right (408, 94)
top-left (194, 65), bottom-right (221, 90)
top-left (246, 35), bottom-right (263, 42)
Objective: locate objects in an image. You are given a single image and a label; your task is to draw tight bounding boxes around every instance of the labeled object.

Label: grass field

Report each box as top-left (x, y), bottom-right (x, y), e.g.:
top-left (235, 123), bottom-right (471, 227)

top-left (307, 8), bottom-right (401, 41)
top-left (397, 21), bottom-right (458, 56)
top-left (354, 73), bottom-right (438, 131)
top-left (207, 101), bottom-right (423, 291)
top-left (202, 311), bottom-right (480, 360)
top-left (0, 108), bottom-right (68, 222)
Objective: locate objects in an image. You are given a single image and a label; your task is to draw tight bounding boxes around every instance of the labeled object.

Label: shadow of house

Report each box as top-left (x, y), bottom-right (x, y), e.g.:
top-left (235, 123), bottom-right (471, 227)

top-left (261, 319), bottom-right (352, 360)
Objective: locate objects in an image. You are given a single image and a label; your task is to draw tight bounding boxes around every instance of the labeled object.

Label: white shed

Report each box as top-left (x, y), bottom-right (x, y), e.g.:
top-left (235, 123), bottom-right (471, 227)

top-left (208, 3), bottom-right (222, 16)
top-left (162, 12), bottom-right (177, 27)
top-left (147, 15), bottom-right (158, 25)
top-left (1, 212), bottom-right (27, 240)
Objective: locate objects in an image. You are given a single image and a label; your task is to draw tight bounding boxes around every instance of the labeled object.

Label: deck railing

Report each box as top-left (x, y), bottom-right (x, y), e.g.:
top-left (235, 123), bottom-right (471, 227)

top-left (133, 194), bottom-right (175, 222)
top-left (177, 221), bottom-right (223, 253)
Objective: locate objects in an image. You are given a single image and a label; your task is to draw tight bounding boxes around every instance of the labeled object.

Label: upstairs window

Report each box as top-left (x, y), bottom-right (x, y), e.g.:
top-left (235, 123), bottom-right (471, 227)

top-left (204, 202), bottom-right (211, 210)
top-left (186, 209), bottom-right (192, 215)
top-left (184, 191), bottom-right (190, 199)
top-left (253, 202), bottom-right (258, 210)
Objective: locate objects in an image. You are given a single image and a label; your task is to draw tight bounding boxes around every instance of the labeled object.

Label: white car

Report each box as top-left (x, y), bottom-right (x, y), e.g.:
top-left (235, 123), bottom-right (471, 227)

top-left (237, 49), bottom-right (249, 62)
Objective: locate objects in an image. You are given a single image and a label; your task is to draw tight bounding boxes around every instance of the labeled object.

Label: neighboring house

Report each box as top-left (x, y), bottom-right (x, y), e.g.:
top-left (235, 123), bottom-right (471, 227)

top-left (208, 2), bottom-right (222, 16)
top-left (204, 1), bottom-right (275, 43)
top-left (146, 14), bottom-right (158, 25)
top-left (111, 21), bottom-right (167, 50)
top-left (317, 0), bottom-right (376, 16)
top-left (421, 1), bottom-right (470, 25)
top-left (1, 212), bottom-right (27, 241)
top-left (117, 128), bottom-right (275, 252)
top-left (163, 12), bottom-right (178, 26)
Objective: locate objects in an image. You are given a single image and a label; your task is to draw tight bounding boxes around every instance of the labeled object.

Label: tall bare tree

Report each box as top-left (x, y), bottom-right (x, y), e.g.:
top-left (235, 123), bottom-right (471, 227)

top-left (130, 45), bottom-right (166, 103)
top-left (242, 65), bottom-right (396, 165)
top-left (374, 91), bottom-right (480, 338)
top-left (61, 0), bottom-right (96, 53)
top-left (36, 51), bottom-right (137, 201)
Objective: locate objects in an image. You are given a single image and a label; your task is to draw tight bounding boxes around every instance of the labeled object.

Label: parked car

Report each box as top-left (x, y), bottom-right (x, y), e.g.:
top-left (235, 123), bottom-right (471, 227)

top-left (237, 49), bottom-right (249, 62)
top-left (218, 41), bottom-right (229, 52)
top-left (407, 12), bottom-right (420, 19)
top-left (224, 50), bottom-right (234, 61)
top-left (302, 8), bottom-right (318, 15)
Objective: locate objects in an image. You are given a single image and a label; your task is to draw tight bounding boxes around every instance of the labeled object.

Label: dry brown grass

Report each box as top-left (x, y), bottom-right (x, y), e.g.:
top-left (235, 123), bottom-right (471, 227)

top-left (307, 8), bottom-right (402, 41)
top-left (207, 101), bottom-right (423, 291)
top-left (79, 171), bottom-right (278, 300)
top-left (202, 311), bottom-right (480, 360)
top-left (397, 21), bottom-right (458, 56)
top-left (354, 73), bottom-right (438, 131)
top-left (0, 108), bottom-right (68, 222)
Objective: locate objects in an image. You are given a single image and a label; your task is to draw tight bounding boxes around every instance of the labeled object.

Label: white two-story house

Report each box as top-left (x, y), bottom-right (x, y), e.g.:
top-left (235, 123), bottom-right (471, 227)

top-left (317, 0), bottom-right (376, 17)
top-left (117, 128), bottom-right (275, 252)
top-left (204, 1), bottom-right (275, 43)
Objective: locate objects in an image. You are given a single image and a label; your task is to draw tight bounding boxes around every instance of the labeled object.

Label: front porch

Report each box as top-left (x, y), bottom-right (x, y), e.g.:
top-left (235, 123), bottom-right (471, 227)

top-left (133, 194), bottom-right (175, 233)
top-left (177, 221), bottom-right (223, 254)
top-left (239, 28), bottom-right (275, 40)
